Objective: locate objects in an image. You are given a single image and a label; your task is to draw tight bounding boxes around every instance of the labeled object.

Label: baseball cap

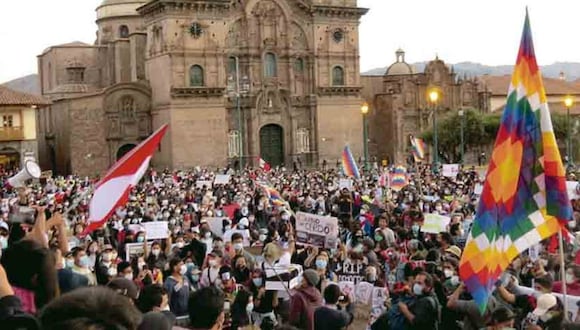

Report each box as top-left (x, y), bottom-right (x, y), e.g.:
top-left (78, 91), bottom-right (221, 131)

top-left (532, 293), bottom-right (557, 316)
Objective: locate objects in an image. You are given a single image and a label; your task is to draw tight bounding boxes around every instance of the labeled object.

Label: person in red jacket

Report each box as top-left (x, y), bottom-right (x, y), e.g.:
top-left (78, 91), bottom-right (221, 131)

top-left (553, 265), bottom-right (580, 296)
top-left (289, 269), bottom-right (323, 330)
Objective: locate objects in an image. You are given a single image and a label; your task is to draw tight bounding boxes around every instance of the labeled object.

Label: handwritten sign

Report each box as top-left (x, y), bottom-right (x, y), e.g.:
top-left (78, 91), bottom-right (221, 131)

top-left (125, 242), bottom-right (153, 261)
top-left (295, 212), bottom-right (339, 249)
top-left (142, 221), bottom-right (168, 240)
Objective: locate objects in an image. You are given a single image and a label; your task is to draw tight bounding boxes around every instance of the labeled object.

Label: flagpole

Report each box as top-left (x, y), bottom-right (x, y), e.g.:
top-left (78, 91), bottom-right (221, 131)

top-left (558, 228), bottom-right (568, 320)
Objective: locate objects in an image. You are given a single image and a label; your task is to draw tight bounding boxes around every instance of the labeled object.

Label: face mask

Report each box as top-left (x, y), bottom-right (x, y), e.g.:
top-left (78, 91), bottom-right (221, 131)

top-left (444, 269), bottom-right (454, 278)
top-left (125, 273), bottom-right (133, 280)
top-left (252, 278), bottom-right (263, 287)
top-left (413, 283), bottom-right (424, 296)
top-left (374, 234), bottom-right (383, 242)
top-left (281, 214), bottom-right (290, 221)
top-left (176, 242), bottom-right (185, 248)
top-left (209, 260), bottom-right (218, 268)
top-left (566, 273), bottom-right (575, 284)
top-left (367, 274), bottom-right (377, 282)
top-left (435, 206), bottom-right (443, 212)
top-left (180, 264), bottom-right (187, 275)
top-left (246, 303), bottom-right (254, 313)
top-left (138, 262), bottom-right (146, 270)
top-left (539, 312), bottom-right (553, 322)
top-left (450, 275), bottom-right (460, 286)
top-left (152, 249), bottom-right (161, 256)
top-left (412, 224), bottom-right (420, 233)
top-left (66, 259), bottom-right (74, 269)
top-left (241, 208), bottom-right (249, 216)
top-left (191, 274), bottom-right (200, 282)
top-left (0, 236), bottom-right (7, 249)
top-left (102, 253), bottom-right (112, 262)
top-left (315, 259), bottom-right (328, 269)
top-left (233, 243), bottom-right (244, 251)
top-left (137, 236), bottom-right (145, 243)
top-left (80, 256), bottom-right (90, 268)
top-left (222, 272), bottom-right (231, 281)
top-left (259, 234), bottom-right (266, 242)
top-left (204, 232), bottom-right (212, 239)
top-left (569, 221), bottom-right (577, 229)
top-left (225, 225), bottom-right (232, 231)
top-left (360, 210), bottom-right (366, 215)
top-left (107, 267), bottom-right (117, 277)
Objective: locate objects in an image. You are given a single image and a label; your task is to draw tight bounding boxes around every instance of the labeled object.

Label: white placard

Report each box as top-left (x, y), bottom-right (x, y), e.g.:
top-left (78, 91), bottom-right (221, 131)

top-left (125, 242), bottom-right (153, 261)
top-left (339, 178), bottom-right (353, 191)
top-left (223, 229), bottom-right (251, 246)
top-left (338, 281), bottom-right (356, 303)
top-left (142, 221), bottom-right (168, 240)
top-left (567, 181), bottom-right (580, 200)
top-left (214, 175), bottom-right (231, 185)
top-left (205, 217), bottom-right (225, 238)
top-left (442, 164), bottom-right (460, 178)
top-left (528, 244), bottom-right (540, 262)
top-left (295, 212), bottom-right (339, 249)
top-left (421, 213), bottom-right (451, 234)
top-left (196, 180), bottom-right (213, 189)
top-left (474, 183), bottom-right (484, 195)
top-left (355, 282), bottom-right (374, 304)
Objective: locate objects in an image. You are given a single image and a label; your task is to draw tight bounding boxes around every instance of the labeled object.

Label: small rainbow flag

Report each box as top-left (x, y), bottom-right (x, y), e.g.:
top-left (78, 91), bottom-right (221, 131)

top-left (256, 180), bottom-right (287, 207)
top-left (410, 137), bottom-right (426, 162)
top-left (459, 11), bottom-right (572, 314)
top-left (390, 166), bottom-right (408, 191)
top-left (342, 145), bottom-right (361, 179)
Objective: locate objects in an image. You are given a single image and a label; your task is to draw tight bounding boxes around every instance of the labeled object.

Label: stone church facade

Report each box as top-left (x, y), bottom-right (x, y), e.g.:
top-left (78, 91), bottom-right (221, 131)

top-left (37, 0), bottom-right (368, 175)
top-left (361, 49), bottom-right (492, 165)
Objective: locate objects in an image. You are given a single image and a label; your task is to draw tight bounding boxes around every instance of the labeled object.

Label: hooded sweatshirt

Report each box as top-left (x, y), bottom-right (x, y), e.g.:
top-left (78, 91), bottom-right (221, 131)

top-left (289, 285), bottom-right (323, 330)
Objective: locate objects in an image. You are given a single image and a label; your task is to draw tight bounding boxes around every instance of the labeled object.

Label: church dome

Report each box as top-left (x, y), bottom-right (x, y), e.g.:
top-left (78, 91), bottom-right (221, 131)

top-left (96, 0), bottom-right (147, 21)
top-left (385, 49), bottom-right (414, 76)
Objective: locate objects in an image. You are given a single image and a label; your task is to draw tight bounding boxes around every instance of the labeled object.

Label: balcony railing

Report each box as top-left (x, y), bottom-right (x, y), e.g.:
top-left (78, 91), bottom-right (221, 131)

top-left (0, 127), bottom-right (24, 141)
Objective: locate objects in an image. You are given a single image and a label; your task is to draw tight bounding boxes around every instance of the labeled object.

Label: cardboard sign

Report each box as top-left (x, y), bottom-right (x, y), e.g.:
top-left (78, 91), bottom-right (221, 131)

top-left (142, 221), bottom-right (168, 240)
top-left (421, 213), bottom-right (451, 234)
top-left (295, 212), bottom-right (339, 249)
top-left (214, 175), bottom-right (231, 185)
top-left (442, 164), bottom-right (460, 178)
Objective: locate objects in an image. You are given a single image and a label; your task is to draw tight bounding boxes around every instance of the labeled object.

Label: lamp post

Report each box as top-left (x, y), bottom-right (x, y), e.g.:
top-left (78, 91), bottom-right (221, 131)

top-left (361, 102), bottom-right (370, 171)
top-left (428, 89), bottom-right (440, 172)
top-left (564, 96), bottom-right (574, 166)
top-left (459, 109), bottom-right (465, 164)
top-left (227, 56), bottom-right (250, 171)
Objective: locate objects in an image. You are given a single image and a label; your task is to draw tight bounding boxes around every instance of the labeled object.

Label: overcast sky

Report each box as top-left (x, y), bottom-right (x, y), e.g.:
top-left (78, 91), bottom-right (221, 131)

top-left (1, 0), bottom-right (579, 83)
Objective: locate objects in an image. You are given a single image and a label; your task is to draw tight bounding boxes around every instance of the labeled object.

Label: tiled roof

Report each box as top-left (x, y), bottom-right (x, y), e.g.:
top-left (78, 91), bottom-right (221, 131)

top-left (481, 75), bottom-right (580, 96)
top-left (0, 85), bottom-right (51, 106)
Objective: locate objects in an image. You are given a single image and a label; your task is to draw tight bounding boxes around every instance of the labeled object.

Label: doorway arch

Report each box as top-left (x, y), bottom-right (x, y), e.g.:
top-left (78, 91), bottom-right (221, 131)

top-left (116, 144), bottom-right (137, 161)
top-left (259, 124), bottom-right (284, 166)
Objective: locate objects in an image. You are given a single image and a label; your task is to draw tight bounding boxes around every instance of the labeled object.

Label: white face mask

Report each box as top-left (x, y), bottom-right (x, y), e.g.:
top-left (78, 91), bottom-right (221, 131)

top-left (107, 268), bottom-right (117, 277)
top-left (246, 302), bottom-right (254, 313)
top-left (566, 273), bottom-right (575, 284)
top-left (124, 273), bottom-right (133, 280)
top-left (569, 221), bottom-right (577, 229)
top-left (180, 264), bottom-right (187, 275)
top-left (444, 269), bottom-right (454, 278)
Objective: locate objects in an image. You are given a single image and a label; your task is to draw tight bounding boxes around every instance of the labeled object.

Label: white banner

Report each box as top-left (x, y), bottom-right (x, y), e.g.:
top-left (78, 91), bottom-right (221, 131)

top-left (214, 174), bottom-right (231, 185)
top-left (295, 212), bottom-right (339, 249)
top-left (421, 213), bottom-right (451, 234)
top-left (517, 285), bottom-right (580, 321)
top-left (442, 164), bottom-right (460, 178)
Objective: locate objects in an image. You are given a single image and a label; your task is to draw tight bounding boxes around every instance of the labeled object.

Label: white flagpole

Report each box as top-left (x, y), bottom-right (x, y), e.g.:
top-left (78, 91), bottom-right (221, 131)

top-left (558, 228), bottom-right (568, 320)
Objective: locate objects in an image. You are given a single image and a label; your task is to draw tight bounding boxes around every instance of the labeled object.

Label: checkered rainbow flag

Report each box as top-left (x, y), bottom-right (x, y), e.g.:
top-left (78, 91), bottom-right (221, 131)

top-left (459, 11), bottom-right (573, 313)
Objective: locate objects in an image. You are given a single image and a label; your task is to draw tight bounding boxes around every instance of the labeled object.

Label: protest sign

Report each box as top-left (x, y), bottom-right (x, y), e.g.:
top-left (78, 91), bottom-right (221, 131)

top-left (517, 285), bottom-right (580, 321)
top-left (421, 213), bottom-right (451, 234)
top-left (196, 180), bottom-right (213, 189)
top-left (567, 181), bottom-right (580, 200)
top-left (335, 259), bottom-right (366, 285)
top-left (339, 178), bottom-right (353, 191)
top-left (338, 281), bottom-right (356, 302)
top-left (205, 217), bottom-right (225, 237)
top-left (355, 282), bottom-right (373, 304)
top-left (474, 183), bottom-right (484, 195)
top-left (442, 164), bottom-right (460, 178)
top-left (214, 174), bottom-right (231, 185)
top-left (223, 229), bottom-right (251, 246)
top-left (125, 242), bottom-right (153, 261)
top-left (295, 212), bottom-right (339, 249)
top-left (142, 221), bottom-right (168, 240)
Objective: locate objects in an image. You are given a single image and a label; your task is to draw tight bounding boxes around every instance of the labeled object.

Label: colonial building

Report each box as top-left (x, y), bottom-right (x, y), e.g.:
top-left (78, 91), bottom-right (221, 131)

top-left (361, 49), bottom-right (491, 165)
top-left (37, 0), bottom-right (368, 175)
top-left (0, 86), bottom-right (50, 169)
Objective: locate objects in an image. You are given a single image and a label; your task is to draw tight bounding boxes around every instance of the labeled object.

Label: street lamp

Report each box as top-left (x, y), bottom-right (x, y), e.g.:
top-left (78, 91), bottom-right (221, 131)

top-left (361, 102), bottom-right (370, 171)
top-left (428, 88), bottom-right (440, 171)
top-left (564, 96), bottom-right (574, 166)
top-left (458, 109), bottom-right (465, 164)
top-left (227, 56), bottom-right (250, 171)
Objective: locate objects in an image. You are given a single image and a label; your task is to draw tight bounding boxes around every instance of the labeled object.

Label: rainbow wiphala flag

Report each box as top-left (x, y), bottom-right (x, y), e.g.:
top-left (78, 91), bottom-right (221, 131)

top-left (459, 11), bottom-right (572, 313)
top-left (342, 145), bottom-right (361, 179)
top-left (255, 180), bottom-right (287, 207)
top-left (410, 136), bottom-right (426, 162)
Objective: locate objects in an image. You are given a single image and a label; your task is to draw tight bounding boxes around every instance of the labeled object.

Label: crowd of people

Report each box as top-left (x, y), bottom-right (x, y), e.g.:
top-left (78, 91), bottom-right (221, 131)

top-left (0, 162), bottom-right (579, 330)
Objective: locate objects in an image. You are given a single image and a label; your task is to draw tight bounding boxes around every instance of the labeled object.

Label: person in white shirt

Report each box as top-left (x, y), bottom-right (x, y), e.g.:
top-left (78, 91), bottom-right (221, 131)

top-left (200, 251), bottom-right (222, 288)
top-left (377, 214), bottom-right (396, 247)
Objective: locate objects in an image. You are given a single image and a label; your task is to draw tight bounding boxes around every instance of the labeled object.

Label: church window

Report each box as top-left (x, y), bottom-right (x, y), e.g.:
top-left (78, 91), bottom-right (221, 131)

top-left (228, 130), bottom-right (241, 157)
top-left (189, 65), bottom-right (204, 87)
top-left (120, 96), bottom-right (136, 119)
top-left (264, 52), bottom-right (277, 77)
top-left (332, 66), bottom-right (344, 86)
top-left (2, 115), bottom-right (13, 128)
top-left (296, 128), bottom-right (310, 153)
top-left (295, 58), bottom-right (304, 72)
top-left (119, 25), bottom-right (129, 38)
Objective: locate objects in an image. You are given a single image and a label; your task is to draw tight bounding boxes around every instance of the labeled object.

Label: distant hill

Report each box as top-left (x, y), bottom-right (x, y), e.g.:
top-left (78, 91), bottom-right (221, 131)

top-left (2, 74), bottom-right (40, 95)
top-left (363, 61), bottom-right (580, 81)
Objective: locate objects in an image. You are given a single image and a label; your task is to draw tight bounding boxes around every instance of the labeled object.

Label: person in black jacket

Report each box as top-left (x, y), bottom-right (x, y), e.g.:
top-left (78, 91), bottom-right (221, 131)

top-left (179, 229), bottom-right (206, 267)
top-left (313, 283), bottom-right (354, 330)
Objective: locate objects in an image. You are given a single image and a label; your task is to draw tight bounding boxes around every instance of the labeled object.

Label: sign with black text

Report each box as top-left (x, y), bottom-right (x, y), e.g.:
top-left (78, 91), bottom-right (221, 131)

top-left (295, 212), bottom-right (338, 249)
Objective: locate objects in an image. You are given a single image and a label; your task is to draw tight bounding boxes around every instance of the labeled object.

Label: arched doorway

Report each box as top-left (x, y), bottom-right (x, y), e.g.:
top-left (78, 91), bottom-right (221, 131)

top-left (259, 124), bottom-right (284, 166)
top-left (0, 148), bottom-right (20, 171)
top-left (116, 144), bottom-right (136, 161)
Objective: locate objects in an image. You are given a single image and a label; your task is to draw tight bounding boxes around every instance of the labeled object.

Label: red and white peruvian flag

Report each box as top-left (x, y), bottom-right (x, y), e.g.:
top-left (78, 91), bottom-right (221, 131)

top-left (259, 157), bottom-right (271, 172)
top-left (83, 124), bottom-right (169, 235)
